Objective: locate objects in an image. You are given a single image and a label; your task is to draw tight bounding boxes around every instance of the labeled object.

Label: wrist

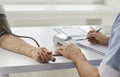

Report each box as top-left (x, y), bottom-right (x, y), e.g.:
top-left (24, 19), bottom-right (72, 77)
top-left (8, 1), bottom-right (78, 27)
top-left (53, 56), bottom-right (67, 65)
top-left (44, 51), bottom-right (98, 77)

top-left (104, 36), bottom-right (109, 45)
top-left (28, 47), bottom-right (38, 58)
top-left (73, 57), bottom-right (87, 65)
top-left (71, 54), bottom-right (87, 63)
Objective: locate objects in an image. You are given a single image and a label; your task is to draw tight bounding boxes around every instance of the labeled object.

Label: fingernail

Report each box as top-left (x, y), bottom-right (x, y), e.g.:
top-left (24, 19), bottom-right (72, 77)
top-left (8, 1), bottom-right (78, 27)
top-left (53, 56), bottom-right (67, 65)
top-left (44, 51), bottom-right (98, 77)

top-left (51, 58), bottom-right (56, 62)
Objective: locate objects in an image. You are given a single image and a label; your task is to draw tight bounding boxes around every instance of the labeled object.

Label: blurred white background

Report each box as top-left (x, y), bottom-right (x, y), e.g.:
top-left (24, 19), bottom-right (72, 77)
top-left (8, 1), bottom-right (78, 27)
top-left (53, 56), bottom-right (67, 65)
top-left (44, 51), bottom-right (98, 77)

top-left (0, 0), bottom-right (120, 77)
top-left (0, 0), bottom-right (119, 27)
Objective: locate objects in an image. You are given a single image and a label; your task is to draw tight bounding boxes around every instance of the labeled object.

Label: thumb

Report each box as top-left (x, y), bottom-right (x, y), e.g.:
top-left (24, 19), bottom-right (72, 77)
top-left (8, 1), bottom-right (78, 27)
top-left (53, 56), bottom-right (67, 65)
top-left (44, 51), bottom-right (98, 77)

top-left (55, 50), bottom-right (62, 55)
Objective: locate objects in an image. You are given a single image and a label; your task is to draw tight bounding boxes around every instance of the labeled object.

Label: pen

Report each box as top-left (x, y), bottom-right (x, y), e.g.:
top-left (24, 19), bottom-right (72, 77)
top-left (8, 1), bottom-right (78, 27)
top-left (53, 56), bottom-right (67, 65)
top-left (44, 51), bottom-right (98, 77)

top-left (95, 27), bottom-right (102, 33)
top-left (76, 27), bottom-right (102, 41)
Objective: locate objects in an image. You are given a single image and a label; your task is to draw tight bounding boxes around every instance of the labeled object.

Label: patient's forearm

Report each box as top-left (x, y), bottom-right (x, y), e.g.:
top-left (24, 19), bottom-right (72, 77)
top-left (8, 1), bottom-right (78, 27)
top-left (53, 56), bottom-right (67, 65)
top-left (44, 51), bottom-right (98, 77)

top-left (0, 34), bottom-right (36, 58)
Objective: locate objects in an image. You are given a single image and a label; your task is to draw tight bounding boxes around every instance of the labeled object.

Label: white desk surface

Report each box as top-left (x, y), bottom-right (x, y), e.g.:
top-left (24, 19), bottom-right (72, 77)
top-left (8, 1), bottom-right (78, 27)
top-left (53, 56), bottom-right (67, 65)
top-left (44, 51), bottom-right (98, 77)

top-left (0, 26), bottom-right (104, 74)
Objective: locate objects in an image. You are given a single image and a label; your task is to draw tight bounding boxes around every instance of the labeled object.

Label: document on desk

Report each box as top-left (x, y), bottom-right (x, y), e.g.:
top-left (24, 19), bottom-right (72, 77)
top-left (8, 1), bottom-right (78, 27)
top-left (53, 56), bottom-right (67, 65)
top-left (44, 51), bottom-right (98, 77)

top-left (77, 40), bottom-right (108, 56)
top-left (54, 27), bottom-right (87, 37)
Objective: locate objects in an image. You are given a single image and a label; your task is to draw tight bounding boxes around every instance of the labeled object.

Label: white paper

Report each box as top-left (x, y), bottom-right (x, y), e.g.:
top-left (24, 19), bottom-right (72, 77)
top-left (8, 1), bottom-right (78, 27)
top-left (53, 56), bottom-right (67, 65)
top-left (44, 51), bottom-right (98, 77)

top-left (77, 40), bottom-right (108, 55)
top-left (59, 27), bottom-right (87, 36)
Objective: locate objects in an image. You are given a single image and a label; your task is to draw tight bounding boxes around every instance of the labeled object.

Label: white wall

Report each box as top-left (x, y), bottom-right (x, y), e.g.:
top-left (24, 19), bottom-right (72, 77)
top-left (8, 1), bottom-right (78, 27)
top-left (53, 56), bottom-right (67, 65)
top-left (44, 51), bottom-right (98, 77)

top-left (4, 4), bottom-right (118, 27)
top-left (2, 0), bottom-right (119, 27)
top-left (0, 0), bottom-right (101, 4)
top-left (104, 0), bottom-right (120, 7)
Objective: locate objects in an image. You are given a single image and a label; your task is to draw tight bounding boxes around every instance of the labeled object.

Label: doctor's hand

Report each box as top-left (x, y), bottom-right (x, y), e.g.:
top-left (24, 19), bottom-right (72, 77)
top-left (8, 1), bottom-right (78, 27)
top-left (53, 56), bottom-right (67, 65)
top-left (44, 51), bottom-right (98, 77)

top-left (55, 44), bottom-right (87, 62)
top-left (31, 47), bottom-right (56, 63)
top-left (87, 30), bottom-right (109, 45)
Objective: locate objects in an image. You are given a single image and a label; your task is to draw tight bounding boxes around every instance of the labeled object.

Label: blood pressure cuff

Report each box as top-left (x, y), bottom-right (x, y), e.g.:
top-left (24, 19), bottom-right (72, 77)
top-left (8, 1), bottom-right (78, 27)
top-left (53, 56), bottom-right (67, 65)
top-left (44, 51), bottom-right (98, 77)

top-left (0, 14), bottom-right (12, 37)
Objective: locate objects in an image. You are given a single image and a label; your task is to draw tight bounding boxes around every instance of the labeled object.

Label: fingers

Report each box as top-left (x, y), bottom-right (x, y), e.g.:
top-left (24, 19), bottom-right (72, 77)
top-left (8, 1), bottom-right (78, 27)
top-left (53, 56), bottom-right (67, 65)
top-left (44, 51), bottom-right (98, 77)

top-left (43, 49), bottom-right (54, 62)
top-left (88, 36), bottom-right (98, 45)
top-left (55, 43), bottom-right (76, 55)
top-left (55, 46), bottom-right (64, 54)
top-left (46, 51), bottom-right (56, 62)
top-left (87, 31), bottom-right (100, 45)
top-left (55, 44), bottom-right (84, 61)
top-left (41, 48), bottom-right (56, 62)
top-left (55, 44), bottom-right (69, 56)
top-left (34, 49), bottom-right (48, 63)
top-left (88, 32), bottom-right (98, 39)
top-left (34, 47), bottom-right (56, 63)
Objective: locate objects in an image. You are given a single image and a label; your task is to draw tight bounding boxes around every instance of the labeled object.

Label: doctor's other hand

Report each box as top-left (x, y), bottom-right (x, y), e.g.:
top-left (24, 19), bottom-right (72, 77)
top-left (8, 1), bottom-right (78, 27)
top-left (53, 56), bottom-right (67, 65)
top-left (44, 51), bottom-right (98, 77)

top-left (31, 47), bottom-right (56, 63)
top-left (87, 30), bottom-right (109, 45)
top-left (55, 44), bottom-right (87, 62)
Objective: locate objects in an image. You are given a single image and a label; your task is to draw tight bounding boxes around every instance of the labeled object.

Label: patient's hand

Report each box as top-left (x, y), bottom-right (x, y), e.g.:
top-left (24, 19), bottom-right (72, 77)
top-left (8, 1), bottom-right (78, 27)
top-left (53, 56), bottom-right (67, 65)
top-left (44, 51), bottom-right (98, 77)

top-left (32, 47), bottom-right (56, 63)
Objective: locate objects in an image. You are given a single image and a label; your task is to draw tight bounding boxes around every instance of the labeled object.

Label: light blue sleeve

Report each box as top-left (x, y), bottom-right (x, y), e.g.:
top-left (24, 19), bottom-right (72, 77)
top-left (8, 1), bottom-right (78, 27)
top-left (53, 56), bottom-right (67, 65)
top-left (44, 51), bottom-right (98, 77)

top-left (99, 61), bottom-right (120, 77)
top-left (98, 13), bottom-right (120, 77)
top-left (105, 13), bottom-right (120, 72)
top-left (107, 26), bottom-right (120, 71)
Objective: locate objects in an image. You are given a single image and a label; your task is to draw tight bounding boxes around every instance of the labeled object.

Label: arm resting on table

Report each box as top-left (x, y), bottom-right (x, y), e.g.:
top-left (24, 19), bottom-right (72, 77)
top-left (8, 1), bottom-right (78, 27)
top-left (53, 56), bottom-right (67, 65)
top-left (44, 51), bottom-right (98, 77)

top-left (0, 34), bottom-right (36, 58)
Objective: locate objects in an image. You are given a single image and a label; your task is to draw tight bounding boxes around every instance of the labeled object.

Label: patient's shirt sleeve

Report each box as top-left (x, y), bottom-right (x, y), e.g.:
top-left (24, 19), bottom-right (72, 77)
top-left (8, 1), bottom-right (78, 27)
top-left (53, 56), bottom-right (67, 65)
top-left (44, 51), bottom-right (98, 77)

top-left (0, 14), bottom-right (12, 37)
